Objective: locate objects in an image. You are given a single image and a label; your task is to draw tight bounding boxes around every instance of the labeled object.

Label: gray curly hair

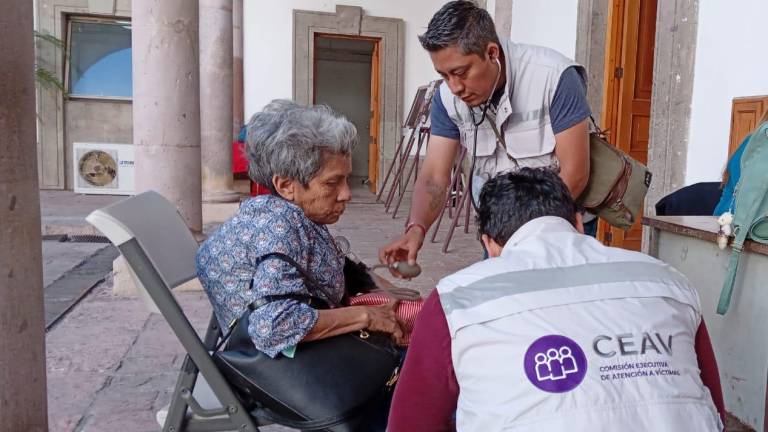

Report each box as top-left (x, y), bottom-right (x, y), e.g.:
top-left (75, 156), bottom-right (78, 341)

top-left (244, 99), bottom-right (357, 193)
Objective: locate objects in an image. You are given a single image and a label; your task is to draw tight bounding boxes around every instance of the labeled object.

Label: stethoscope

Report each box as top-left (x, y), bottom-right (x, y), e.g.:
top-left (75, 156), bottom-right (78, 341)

top-left (467, 56), bottom-right (503, 210)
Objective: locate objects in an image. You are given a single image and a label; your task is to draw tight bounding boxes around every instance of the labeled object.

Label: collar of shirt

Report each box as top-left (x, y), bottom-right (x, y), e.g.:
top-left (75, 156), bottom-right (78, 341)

top-left (500, 216), bottom-right (579, 254)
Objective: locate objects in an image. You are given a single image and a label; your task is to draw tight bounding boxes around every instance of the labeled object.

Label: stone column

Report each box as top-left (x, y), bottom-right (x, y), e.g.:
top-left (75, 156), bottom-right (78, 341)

top-left (494, 0), bottom-right (513, 39)
top-left (233, 0), bottom-right (245, 139)
top-left (0, 2), bottom-right (49, 430)
top-left (133, 0), bottom-right (203, 232)
top-left (200, 0), bottom-right (240, 203)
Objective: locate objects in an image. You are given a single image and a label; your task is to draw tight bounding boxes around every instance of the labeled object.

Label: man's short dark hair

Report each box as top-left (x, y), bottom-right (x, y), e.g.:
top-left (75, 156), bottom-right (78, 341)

top-left (477, 168), bottom-right (579, 245)
top-left (418, 1), bottom-right (501, 56)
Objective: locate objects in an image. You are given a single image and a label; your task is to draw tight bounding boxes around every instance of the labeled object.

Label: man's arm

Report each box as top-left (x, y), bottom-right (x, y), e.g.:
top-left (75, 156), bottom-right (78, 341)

top-left (554, 119), bottom-right (590, 197)
top-left (408, 135), bottom-right (459, 230)
top-left (378, 135), bottom-right (457, 267)
top-left (379, 89), bottom-right (460, 269)
top-left (695, 320), bottom-right (725, 424)
top-left (550, 66), bottom-right (592, 198)
top-left (388, 291), bottom-right (458, 431)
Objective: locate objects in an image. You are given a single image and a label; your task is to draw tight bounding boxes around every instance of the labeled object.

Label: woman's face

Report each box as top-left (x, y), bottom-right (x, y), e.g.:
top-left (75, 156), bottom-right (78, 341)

top-left (291, 153), bottom-right (352, 225)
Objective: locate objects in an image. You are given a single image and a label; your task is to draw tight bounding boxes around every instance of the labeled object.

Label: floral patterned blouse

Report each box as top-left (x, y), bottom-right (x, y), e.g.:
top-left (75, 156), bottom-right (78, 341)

top-left (196, 195), bottom-right (345, 358)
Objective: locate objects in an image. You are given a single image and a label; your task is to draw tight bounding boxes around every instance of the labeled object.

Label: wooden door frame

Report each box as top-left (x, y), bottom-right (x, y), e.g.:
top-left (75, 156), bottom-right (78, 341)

top-left (369, 41), bottom-right (380, 193)
top-left (598, 0), bottom-right (628, 246)
top-left (311, 33), bottom-right (381, 192)
top-left (578, 0), bottom-right (699, 251)
top-left (293, 6), bottom-right (405, 195)
top-left (599, 0), bottom-right (653, 248)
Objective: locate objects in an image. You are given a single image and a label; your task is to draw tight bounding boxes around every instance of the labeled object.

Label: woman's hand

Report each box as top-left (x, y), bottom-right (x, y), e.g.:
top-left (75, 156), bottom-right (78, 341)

top-left (305, 303), bottom-right (405, 345)
top-left (365, 300), bottom-right (406, 345)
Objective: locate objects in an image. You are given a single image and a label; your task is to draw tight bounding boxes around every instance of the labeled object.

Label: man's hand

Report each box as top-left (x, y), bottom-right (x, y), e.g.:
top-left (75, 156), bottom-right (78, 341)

top-left (378, 227), bottom-right (426, 278)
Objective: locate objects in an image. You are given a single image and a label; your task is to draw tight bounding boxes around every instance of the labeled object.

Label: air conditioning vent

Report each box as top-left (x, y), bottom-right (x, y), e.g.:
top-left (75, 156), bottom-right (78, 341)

top-left (73, 143), bottom-right (135, 195)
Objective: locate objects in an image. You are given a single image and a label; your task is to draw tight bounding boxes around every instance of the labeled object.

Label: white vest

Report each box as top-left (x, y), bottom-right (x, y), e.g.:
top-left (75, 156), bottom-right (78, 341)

top-left (436, 217), bottom-right (722, 432)
top-left (441, 41), bottom-right (585, 197)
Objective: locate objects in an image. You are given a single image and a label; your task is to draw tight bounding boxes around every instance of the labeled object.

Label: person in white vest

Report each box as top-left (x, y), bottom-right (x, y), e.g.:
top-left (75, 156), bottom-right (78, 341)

top-left (380, 1), bottom-right (594, 271)
top-left (388, 168), bottom-right (725, 431)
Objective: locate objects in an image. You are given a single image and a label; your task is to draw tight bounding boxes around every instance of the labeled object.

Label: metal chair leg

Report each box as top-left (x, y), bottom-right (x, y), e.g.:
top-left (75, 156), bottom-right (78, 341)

top-left (163, 314), bottom-right (224, 431)
top-left (392, 127), bottom-right (429, 219)
top-left (384, 129), bottom-right (418, 211)
top-left (377, 130), bottom-right (412, 203)
top-left (442, 180), bottom-right (470, 253)
top-left (464, 181), bottom-right (473, 234)
top-left (430, 146), bottom-right (467, 243)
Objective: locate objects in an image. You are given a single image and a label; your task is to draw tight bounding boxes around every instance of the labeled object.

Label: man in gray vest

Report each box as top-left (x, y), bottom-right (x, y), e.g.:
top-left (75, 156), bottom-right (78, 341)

top-left (387, 168), bottom-right (725, 431)
top-left (379, 1), bottom-right (593, 270)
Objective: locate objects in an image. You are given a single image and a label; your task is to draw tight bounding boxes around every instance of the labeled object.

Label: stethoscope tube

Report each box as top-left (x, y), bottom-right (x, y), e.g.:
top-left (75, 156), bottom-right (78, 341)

top-left (467, 56), bottom-right (503, 211)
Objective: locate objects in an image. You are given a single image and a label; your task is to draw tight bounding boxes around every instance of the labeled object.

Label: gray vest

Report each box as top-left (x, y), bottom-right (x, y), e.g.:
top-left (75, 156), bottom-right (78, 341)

top-left (440, 40), bottom-right (586, 197)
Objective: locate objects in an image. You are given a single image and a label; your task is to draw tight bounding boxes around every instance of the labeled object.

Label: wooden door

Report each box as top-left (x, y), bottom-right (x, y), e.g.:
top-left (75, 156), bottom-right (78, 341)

top-left (729, 96), bottom-right (768, 157)
top-left (368, 42), bottom-right (381, 193)
top-left (600, 0), bottom-right (657, 251)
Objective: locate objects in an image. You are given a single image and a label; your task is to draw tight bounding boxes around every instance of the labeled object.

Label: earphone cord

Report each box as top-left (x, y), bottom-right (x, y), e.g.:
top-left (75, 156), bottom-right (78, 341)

top-left (467, 58), bottom-right (502, 211)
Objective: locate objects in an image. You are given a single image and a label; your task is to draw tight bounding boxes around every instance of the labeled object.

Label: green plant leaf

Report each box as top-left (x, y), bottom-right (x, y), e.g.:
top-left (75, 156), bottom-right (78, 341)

top-left (35, 66), bottom-right (65, 92)
top-left (34, 30), bottom-right (66, 50)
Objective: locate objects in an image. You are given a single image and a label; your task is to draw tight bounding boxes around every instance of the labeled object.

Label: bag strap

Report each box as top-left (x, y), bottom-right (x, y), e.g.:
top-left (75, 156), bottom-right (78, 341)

top-left (214, 252), bottom-right (332, 351)
top-left (252, 401), bottom-right (372, 431)
top-left (257, 252), bottom-right (332, 298)
top-left (589, 115), bottom-right (604, 134)
top-left (368, 286), bottom-right (422, 302)
top-left (717, 247), bottom-right (744, 315)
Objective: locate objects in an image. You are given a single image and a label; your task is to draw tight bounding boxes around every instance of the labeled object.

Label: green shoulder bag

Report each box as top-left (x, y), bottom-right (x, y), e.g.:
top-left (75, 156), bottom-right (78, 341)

top-left (577, 118), bottom-right (653, 229)
top-left (717, 121), bottom-right (768, 314)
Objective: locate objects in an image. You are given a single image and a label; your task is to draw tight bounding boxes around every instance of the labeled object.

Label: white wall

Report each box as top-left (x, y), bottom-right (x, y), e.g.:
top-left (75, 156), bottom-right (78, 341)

top-left (243, 0), bottom-right (450, 122)
top-left (686, 0), bottom-right (768, 184)
top-left (509, 0), bottom-right (578, 59)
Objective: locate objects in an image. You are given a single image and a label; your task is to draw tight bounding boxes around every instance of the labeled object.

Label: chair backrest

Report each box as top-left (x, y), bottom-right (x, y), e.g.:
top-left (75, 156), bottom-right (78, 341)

top-left (87, 190), bottom-right (199, 289)
top-left (86, 191), bottom-right (258, 430)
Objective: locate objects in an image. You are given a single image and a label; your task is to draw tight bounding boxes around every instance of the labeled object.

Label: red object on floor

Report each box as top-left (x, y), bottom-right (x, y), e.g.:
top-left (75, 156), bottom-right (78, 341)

top-left (232, 140), bottom-right (248, 174)
top-left (233, 140), bottom-right (270, 197)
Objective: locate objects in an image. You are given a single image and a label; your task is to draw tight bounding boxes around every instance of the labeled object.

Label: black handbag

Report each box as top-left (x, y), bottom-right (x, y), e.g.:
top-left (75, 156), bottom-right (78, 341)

top-left (213, 252), bottom-right (401, 432)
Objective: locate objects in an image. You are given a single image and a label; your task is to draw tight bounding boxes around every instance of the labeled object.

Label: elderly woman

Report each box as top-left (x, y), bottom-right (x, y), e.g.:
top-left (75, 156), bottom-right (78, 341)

top-left (196, 100), bottom-right (404, 360)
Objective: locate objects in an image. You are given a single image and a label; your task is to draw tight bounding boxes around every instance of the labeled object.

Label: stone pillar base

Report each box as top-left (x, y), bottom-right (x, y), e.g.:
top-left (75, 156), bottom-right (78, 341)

top-left (203, 189), bottom-right (242, 203)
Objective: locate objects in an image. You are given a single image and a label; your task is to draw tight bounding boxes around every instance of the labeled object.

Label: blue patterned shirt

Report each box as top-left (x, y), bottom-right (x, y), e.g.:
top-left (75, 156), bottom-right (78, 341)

top-left (196, 195), bottom-right (345, 357)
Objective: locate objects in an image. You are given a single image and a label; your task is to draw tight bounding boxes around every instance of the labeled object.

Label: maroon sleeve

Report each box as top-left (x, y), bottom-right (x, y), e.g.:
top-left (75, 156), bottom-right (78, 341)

top-left (696, 320), bottom-right (725, 424)
top-left (388, 290), bottom-right (458, 431)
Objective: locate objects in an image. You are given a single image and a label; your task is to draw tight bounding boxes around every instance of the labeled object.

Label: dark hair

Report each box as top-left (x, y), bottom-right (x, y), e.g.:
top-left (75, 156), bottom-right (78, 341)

top-left (418, 0), bottom-right (501, 56)
top-left (477, 168), bottom-right (579, 245)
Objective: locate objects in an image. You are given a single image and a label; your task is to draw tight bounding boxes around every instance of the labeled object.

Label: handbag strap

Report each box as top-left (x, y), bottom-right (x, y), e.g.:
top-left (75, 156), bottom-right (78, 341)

top-left (214, 252), bottom-right (333, 351)
top-left (252, 401), bottom-right (372, 430)
top-left (589, 115), bottom-right (609, 138)
top-left (256, 252), bottom-right (336, 302)
top-left (214, 292), bottom-right (322, 352)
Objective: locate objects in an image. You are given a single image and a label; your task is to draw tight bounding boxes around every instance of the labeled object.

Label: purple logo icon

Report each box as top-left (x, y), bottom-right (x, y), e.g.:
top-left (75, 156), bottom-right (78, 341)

top-left (524, 335), bottom-right (587, 393)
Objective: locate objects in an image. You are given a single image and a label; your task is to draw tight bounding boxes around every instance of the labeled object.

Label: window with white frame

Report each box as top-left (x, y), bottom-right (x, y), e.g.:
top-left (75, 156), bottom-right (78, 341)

top-left (67, 18), bottom-right (132, 98)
